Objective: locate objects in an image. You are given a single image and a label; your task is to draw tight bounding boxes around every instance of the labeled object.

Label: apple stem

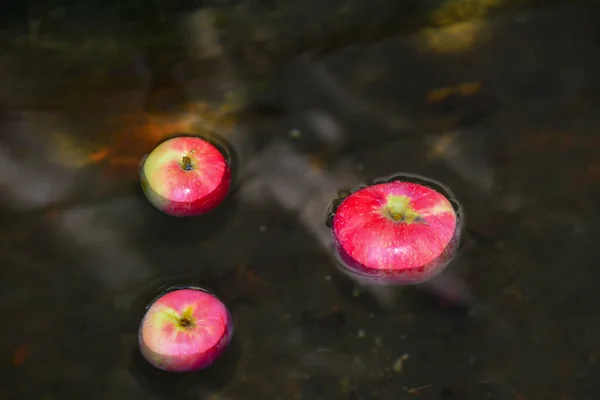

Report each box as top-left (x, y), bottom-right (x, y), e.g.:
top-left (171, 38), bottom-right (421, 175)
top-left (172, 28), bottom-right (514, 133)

top-left (388, 211), bottom-right (403, 221)
top-left (180, 318), bottom-right (193, 328)
top-left (181, 155), bottom-right (194, 171)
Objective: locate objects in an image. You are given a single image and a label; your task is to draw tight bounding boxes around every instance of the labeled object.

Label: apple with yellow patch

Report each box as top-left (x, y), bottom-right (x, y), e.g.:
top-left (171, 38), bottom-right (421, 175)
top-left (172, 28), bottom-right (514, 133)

top-left (331, 180), bottom-right (460, 285)
top-left (138, 288), bottom-right (233, 373)
top-left (140, 135), bottom-right (231, 217)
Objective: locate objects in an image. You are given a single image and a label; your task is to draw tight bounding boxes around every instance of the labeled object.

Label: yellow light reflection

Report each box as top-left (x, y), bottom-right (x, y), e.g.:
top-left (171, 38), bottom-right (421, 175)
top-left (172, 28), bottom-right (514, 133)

top-left (421, 0), bottom-right (501, 54)
top-left (421, 19), bottom-right (485, 54)
top-left (48, 98), bottom-right (239, 178)
top-left (426, 81), bottom-right (482, 103)
top-left (432, 0), bottom-right (500, 26)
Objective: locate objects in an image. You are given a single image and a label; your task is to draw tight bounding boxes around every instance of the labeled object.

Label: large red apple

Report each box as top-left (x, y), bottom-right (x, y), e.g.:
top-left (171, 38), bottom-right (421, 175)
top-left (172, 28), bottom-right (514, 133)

top-left (138, 287), bottom-right (233, 373)
top-left (140, 135), bottom-right (231, 217)
top-left (331, 180), bottom-right (460, 285)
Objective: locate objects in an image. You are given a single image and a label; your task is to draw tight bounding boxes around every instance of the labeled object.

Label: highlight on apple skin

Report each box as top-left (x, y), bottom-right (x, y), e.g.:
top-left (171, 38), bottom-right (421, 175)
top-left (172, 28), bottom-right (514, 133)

top-left (138, 287), bottom-right (234, 373)
top-left (329, 176), bottom-right (462, 286)
top-left (140, 135), bottom-right (232, 217)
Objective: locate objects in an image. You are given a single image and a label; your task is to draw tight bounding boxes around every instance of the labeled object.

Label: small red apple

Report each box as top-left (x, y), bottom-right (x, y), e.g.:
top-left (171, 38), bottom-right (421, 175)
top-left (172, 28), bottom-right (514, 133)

top-left (331, 180), bottom-right (460, 285)
top-left (140, 135), bottom-right (231, 217)
top-left (138, 287), bottom-right (233, 373)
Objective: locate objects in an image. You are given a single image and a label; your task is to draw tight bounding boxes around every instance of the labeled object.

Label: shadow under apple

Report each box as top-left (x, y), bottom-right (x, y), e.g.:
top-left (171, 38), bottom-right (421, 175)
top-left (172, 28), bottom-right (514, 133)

top-left (129, 334), bottom-right (241, 398)
top-left (135, 180), bottom-right (240, 245)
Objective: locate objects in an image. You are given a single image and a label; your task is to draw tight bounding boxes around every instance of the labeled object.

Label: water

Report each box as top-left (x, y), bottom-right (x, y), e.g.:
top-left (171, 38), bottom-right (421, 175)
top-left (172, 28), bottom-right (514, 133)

top-left (1, 2), bottom-right (600, 399)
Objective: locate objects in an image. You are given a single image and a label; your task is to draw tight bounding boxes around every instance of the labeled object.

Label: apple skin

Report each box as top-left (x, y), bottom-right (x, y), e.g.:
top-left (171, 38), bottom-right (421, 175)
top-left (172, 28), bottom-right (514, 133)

top-left (140, 135), bottom-right (231, 217)
top-left (138, 288), bottom-right (234, 373)
top-left (331, 180), bottom-right (460, 285)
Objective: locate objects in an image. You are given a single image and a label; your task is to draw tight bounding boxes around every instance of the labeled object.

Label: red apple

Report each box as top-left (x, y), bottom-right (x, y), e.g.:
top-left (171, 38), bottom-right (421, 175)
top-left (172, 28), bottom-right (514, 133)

top-left (331, 180), bottom-right (460, 285)
top-left (138, 287), bottom-right (233, 373)
top-left (140, 135), bottom-right (231, 217)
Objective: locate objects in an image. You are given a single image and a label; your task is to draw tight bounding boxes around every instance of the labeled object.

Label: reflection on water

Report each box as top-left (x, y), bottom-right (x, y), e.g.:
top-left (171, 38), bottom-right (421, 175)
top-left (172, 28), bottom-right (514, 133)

top-left (1, 2), bottom-right (600, 399)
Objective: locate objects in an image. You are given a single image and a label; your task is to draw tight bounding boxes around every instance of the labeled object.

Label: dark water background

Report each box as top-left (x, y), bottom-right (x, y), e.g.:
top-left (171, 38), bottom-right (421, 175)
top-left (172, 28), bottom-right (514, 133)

top-left (1, 1), bottom-right (599, 399)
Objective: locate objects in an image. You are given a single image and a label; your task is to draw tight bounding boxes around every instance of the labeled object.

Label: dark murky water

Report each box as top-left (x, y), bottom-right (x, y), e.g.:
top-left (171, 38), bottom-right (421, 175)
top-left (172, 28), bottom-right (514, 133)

top-left (1, 2), bottom-right (599, 399)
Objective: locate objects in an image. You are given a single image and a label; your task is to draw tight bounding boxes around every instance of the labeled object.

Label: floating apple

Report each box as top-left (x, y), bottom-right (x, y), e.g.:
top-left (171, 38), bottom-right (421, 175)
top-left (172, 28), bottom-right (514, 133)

top-left (140, 135), bottom-right (231, 217)
top-left (330, 177), bottom-right (461, 285)
top-left (138, 287), bottom-right (233, 373)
